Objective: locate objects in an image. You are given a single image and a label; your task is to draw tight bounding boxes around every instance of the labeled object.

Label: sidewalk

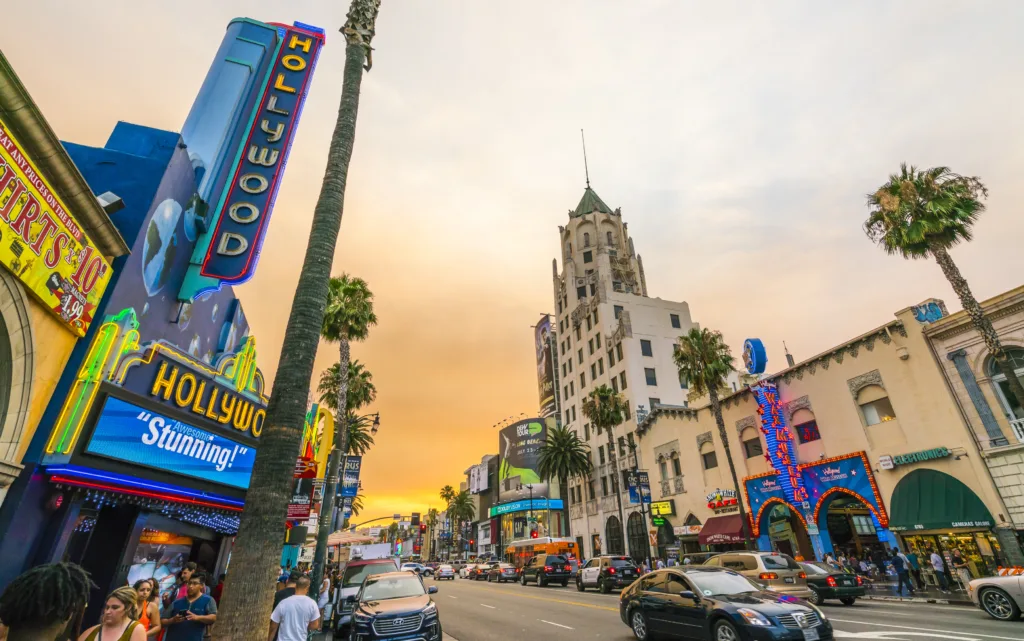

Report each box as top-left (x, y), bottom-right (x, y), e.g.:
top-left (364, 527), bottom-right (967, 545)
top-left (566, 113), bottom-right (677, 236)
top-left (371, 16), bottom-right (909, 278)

top-left (861, 578), bottom-right (973, 605)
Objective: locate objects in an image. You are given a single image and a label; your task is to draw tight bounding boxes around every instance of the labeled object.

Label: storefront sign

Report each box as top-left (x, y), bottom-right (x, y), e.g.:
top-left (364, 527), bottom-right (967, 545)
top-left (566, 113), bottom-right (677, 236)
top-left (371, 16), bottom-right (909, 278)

top-left (200, 26), bottom-right (324, 285)
top-left (341, 456), bottom-right (362, 497)
top-left (0, 120), bottom-right (112, 335)
top-left (85, 396), bottom-right (256, 490)
top-left (488, 497), bottom-right (564, 518)
top-left (651, 516), bottom-right (667, 526)
top-left (130, 356), bottom-right (266, 437)
top-left (650, 500), bottom-right (675, 516)
top-left (880, 447), bottom-right (951, 470)
top-left (674, 525), bottom-right (702, 536)
top-left (752, 382), bottom-right (808, 504)
top-left (706, 488), bottom-right (739, 513)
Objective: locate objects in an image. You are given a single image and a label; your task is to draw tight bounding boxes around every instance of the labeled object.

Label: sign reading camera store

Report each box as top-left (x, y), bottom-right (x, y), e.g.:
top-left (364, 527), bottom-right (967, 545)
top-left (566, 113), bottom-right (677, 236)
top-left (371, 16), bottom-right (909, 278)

top-left (879, 447), bottom-right (951, 470)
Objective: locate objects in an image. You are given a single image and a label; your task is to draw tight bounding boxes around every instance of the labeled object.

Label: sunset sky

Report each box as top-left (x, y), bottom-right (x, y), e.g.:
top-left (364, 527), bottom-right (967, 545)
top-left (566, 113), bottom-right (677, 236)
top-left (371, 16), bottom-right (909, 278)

top-left (6, 1), bottom-right (1024, 525)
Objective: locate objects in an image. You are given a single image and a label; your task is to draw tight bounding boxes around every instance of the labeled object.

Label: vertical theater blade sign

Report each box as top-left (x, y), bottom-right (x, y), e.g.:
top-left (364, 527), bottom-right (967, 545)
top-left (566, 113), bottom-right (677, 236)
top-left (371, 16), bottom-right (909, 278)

top-left (200, 27), bottom-right (324, 283)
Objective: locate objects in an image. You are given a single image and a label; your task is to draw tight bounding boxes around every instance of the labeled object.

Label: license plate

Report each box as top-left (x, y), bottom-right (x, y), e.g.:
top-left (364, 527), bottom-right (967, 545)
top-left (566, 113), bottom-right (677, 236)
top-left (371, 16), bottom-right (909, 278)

top-left (784, 577), bottom-right (795, 584)
top-left (802, 629), bottom-right (819, 641)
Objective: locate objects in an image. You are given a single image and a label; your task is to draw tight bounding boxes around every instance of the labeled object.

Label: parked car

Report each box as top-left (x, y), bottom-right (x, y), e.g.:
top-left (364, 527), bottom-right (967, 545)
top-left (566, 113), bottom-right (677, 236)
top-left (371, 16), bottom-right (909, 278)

top-left (619, 566), bottom-right (833, 641)
top-left (520, 554), bottom-right (571, 587)
top-left (968, 574), bottom-right (1024, 621)
top-left (458, 563), bottom-right (477, 579)
top-left (334, 557), bottom-right (401, 635)
top-left (435, 564), bottom-right (456, 580)
top-left (568, 559), bottom-right (580, 578)
top-left (704, 552), bottom-right (813, 599)
top-left (401, 562), bottom-right (427, 576)
top-left (487, 563), bottom-right (519, 583)
top-left (470, 563), bottom-right (495, 581)
top-left (577, 555), bottom-right (640, 593)
top-left (799, 562), bottom-right (864, 606)
top-left (346, 571), bottom-right (442, 641)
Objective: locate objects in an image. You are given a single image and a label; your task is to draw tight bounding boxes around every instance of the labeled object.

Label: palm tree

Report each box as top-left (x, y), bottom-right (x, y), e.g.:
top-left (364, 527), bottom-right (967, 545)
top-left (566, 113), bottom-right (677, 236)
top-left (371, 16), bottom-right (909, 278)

top-left (440, 485), bottom-right (455, 558)
top-left (581, 385), bottom-right (628, 555)
top-left (447, 490), bottom-right (476, 556)
top-left (538, 424), bottom-right (592, 542)
top-left (426, 508), bottom-right (439, 559)
top-left (387, 521), bottom-right (399, 543)
top-left (213, 3), bottom-right (383, 637)
top-left (318, 359), bottom-right (376, 412)
top-left (865, 164), bottom-right (1024, 415)
top-left (351, 492), bottom-right (364, 517)
top-left (344, 413), bottom-right (376, 456)
top-left (675, 327), bottom-right (752, 550)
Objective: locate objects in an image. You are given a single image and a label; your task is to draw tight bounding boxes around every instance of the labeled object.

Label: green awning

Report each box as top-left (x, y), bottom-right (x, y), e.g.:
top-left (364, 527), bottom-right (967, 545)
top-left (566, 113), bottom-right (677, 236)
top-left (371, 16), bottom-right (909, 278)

top-left (888, 469), bottom-right (995, 532)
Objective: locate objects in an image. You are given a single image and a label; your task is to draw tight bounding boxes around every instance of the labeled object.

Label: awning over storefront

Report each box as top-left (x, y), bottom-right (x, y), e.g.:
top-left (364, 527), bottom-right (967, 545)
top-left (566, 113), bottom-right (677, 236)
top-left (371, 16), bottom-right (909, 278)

top-left (698, 514), bottom-right (746, 545)
top-left (888, 469), bottom-right (995, 532)
top-left (327, 531), bottom-right (376, 546)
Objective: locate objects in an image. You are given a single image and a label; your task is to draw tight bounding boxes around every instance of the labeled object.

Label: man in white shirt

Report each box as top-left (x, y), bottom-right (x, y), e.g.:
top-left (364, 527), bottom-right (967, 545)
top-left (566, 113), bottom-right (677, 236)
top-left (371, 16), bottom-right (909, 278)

top-left (929, 550), bottom-right (950, 593)
top-left (268, 576), bottom-right (321, 641)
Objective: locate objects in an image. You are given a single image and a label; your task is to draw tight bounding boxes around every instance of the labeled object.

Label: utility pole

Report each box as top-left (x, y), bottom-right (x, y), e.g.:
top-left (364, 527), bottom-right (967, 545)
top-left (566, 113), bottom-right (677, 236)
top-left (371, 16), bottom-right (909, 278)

top-left (629, 441), bottom-right (652, 569)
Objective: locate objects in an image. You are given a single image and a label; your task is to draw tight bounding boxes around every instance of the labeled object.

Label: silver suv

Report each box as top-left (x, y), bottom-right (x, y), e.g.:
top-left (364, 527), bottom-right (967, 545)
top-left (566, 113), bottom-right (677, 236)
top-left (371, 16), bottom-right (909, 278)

top-left (704, 552), bottom-right (812, 598)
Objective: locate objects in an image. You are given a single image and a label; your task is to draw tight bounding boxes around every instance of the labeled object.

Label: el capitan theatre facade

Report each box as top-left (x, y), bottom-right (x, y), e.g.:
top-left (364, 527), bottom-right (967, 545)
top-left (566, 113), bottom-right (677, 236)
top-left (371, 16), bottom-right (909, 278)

top-left (0, 53), bottom-right (128, 502)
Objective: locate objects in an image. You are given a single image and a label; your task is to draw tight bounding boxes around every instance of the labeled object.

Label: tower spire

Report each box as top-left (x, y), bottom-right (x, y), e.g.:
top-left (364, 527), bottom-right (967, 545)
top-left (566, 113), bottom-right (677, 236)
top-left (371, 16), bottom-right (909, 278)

top-left (580, 128), bottom-right (590, 188)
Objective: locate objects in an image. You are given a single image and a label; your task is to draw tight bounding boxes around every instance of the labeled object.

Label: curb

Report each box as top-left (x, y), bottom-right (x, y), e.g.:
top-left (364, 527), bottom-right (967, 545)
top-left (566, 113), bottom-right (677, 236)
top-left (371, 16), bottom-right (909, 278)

top-left (861, 594), bottom-right (974, 607)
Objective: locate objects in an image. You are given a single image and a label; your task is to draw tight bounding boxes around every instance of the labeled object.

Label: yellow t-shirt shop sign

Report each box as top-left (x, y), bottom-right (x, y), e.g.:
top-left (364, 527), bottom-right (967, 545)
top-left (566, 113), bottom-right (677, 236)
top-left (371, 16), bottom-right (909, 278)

top-left (0, 120), bottom-right (112, 336)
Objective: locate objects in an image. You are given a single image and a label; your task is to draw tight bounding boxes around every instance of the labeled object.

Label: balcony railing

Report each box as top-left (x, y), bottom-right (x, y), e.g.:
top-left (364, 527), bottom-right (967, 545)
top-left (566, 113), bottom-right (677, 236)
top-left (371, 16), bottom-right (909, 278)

top-left (660, 480), bottom-right (671, 497)
top-left (658, 475), bottom-right (686, 497)
top-left (1011, 418), bottom-right (1024, 444)
top-left (673, 476), bottom-right (685, 494)
top-left (586, 500), bottom-right (599, 516)
top-left (600, 495), bottom-right (618, 512)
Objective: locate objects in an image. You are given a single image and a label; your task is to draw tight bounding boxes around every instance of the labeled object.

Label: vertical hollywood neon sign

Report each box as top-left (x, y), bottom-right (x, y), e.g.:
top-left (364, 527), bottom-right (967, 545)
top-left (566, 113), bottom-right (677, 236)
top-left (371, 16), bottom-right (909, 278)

top-left (752, 382), bottom-right (807, 504)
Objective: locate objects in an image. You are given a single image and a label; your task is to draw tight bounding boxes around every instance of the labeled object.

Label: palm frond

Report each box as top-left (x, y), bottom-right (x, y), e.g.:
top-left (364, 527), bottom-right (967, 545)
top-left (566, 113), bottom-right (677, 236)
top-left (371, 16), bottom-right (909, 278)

top-left (538, 424), bottom-right (593, 488)
top-left (321, 273), bottom-right (378, 343)
top-left (674, 328), bottom-right (733, 398)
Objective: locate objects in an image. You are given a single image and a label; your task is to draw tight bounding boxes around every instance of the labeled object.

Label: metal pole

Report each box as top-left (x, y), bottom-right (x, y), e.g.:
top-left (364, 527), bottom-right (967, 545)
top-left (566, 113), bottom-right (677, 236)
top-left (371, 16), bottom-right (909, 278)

top-left (310, 448), bottom-right (344, 602)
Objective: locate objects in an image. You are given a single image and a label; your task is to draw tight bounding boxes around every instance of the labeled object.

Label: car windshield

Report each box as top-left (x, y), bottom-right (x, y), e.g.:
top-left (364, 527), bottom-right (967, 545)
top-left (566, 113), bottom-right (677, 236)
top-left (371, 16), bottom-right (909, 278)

top-left (801, 562), bottom-right (833, 575)
top-left (762, 554), bottom-right (800, 570)
top-left (547, 556), bottom-right (567, 563)
top-left (361, 576), bottom-right (425, 601)
top-left (610, 558), bottom-right (635, 568)
top-left (688, 571), bottom-right (762, 596)
top-left (343, 562), bottom-right (396, 588)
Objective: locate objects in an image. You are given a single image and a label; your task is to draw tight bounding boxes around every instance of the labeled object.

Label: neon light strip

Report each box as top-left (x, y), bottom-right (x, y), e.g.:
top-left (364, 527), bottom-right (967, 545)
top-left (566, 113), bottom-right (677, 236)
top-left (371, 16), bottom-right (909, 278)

top-left (49, 476), bottom-right (243, 512)
top-left (48, 322), bottom-right (118, 454)
top-left (46, 465), bottom-right (244, 506)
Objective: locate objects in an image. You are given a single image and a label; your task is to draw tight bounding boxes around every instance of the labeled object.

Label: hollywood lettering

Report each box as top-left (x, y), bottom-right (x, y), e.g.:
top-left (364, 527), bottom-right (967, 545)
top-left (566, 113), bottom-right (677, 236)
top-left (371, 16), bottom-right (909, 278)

top-left (200, 27), bottom-right (323, 283)
top-left (149, 360), bottom-right (265, 437)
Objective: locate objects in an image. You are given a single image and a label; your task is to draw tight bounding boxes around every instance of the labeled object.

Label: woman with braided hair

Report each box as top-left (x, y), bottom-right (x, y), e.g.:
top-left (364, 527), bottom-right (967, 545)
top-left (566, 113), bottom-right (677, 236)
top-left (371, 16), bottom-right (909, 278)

top-left (77, 586), bottom-right (146, 641)
top-left (0, 562), bottom-right (95, 641)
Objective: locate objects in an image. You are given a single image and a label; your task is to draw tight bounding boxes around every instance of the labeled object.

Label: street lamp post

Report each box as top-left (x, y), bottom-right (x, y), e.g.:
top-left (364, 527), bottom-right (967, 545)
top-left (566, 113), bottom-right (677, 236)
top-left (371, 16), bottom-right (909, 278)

top-left (517, 483), bottom-right (535, 537)
top-left (628, 440), bottom-right (652, 569)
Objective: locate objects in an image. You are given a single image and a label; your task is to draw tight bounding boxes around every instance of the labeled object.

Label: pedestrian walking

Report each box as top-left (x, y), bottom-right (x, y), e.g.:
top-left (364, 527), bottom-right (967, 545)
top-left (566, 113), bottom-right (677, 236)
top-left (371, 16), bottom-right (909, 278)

top-left (951, 548), bottom-right (972, 591)
top-left (889, 550), bottom-right (914, 596)
top-left (133, 579), bottom-right (162, 638)
top-left (905, 549), bottom-right (922, 589)
top-left (161, 574), bottom-right (217, 641)
top-left (268, 577), bottom-right (320, 641)
top-left (655, 558), bottom-right (665, 570)
top-left (274, 571), bottom-right (302, 610)
top-left (78, 585), bottom-right (147, 641)
top-left (929, 549), bottom-right (950, 593)
top-left (0, 562), bottom-right (95, 641)
top-left (316, 573), bottom-right (331, 623)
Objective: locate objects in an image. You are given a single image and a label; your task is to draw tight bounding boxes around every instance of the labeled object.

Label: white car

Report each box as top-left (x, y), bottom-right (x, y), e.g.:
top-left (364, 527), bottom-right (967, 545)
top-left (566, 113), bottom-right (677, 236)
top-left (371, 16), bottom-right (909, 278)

top-left (400, 562), bottom-right (427, 575)
top-left (436, 565), bottom-right (455, 580)
top-left (969, 575), bottom-right (1024, 621)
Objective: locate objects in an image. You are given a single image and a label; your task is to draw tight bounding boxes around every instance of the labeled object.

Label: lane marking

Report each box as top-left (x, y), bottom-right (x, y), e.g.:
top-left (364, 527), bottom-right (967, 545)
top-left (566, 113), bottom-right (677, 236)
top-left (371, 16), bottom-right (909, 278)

top-left (480, 604), bottom-right (496, 609)
top-left (447, 595), bottom-right (457, 599)
top-left (834, 608), bottom-right (914, 617)
top-left (541, 620), bottom-right (575, 630)
top-left (466, 586), bottom-right (618, 612)
top-left (829, 618), bottom-right (1022, 640)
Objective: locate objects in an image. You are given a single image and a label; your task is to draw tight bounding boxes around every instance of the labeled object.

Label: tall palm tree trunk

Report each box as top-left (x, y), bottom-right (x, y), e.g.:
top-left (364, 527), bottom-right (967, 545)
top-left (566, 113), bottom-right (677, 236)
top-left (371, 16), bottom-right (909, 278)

top-left (212, 5), bottom-right (379, 637)
top-left (709, 389), bottom-right (753, 550)
top-left (310, 338), bottom-right (351, 600)
top-left (931, 246), bottom-right (1024, 419)
top-left (559, 476), bottom-right (570, 538)
top-left (606, 430), bottom-right (626, 555)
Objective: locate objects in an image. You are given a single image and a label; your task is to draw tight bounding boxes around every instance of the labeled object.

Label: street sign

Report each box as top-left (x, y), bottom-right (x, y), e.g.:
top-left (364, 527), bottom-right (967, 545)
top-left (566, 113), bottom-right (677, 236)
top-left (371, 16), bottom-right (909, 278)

top-left (652, 516), bottom-right (667, 526)
top-left (628, 471), bottom-right (652, 504)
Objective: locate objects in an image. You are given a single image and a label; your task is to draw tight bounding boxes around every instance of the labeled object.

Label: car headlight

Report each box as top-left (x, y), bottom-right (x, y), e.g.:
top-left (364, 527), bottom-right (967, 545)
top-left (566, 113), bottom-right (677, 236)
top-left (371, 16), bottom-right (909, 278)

top-left (737, 608), bottom-right (772, 627)
top-left (423, 602), bottom-right (438, 619)
top-left (352, 610), bottom-right (373, 623)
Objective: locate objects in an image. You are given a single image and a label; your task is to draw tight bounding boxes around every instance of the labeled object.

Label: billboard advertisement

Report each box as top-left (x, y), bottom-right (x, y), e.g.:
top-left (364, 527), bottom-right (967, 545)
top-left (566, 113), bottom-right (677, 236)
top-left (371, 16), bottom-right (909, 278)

top-left (0, 120), bottom-right (112, 335)
top-left (469, 463), bottom-right (489, 494)
top-left (535, 316), bottom-right (556, 418)
top-left (85, 396), bottom-right (256, 489)
top-left (498, 417), bottom-right (552, 502)
top-left (341, 456), bottom-right (362, 497)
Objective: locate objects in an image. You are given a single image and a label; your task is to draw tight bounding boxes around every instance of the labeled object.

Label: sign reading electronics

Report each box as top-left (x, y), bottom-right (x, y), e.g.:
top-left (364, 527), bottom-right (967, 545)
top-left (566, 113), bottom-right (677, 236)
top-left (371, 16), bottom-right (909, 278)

top-left (0, 120), bottom-right (112, 335)
top-left (201, 26), bottom-right (324, 284)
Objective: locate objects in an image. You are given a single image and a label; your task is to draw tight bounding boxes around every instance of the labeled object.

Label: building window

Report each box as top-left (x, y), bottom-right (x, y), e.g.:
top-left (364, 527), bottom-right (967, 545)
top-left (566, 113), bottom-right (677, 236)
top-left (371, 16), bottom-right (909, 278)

top-left (588, 480), bottom-right (596, 500)
top-left (586, 316), bottom-right (592, 331)
top-left (577, 286), bottom-right (587, 299)
top-left (649, 397), bottom-right (661, 409)
top-left (988, 348), bottom-right (1024, 419)
top-left (562, 362), bottom-right (566, 378)
top-left (796, 420), bottom-right (821, 443)
top-left (568, 359), bottom-right (573, 373)
top-left (557, 301), bottom-right (562, 315)
top-left (679, 371), bottom-right (688, 389)
top-left (572, 405), bottom-right (577, 421)
top-left (857, 384), bottom-right (896, 425)
top-left (598, 358), bottom-right (604, 375)
top-left (608, 349), bottom-right (615, 367)
top-left (588, 338), bottom-right (595, 355)
top-left (670, 314), bottom-right (681, 329)
top-left (743, 437), bottom-right (763, 459)
top-left (623, 404), bottom-right (631, 421)
top-left (595, 333), bottom-right (601, 348)
top-left (614, 305), bottom-right (624, 319)
top-left (645, 368), bottom-right (657, 386)
top-left (620, 371), bottom-right (628, 389)
top-left (618, 436), bottom-right (627, 457)
top-left (616, 343), bottom-right (624, 360)
top-left (593, 310), bottom-right (599, 324)
top-left (611, 377), bottom-right (619, 393)
top-left (584, 423), bottom-right (590, 440)
top-left (613, 281), bottom-right (623, 292)
top-left (576, 327), bottom-right (582, 341)
top-left (607, 231), bottom-right (613, 245)
top-left (659, 459), bottom-right (669, 481)
top-left (702, 451), bottom-right (718, 470)
top-left (641, 339), bottom-right (653, 357)
top-left (590, 283), bottom-right (596, 296)
top-left (580, 373), bottom-right (586, 389)
top-left (584, 250), bottom-right (593, 264)
top-left (591, 363), bottom-right (597, 379)
top-left (578, 349), bottom-right (584, 364)
top-left (566, 409), bottom-right (571, 425)
top-left (584, 233), bottom-right (591, 247)
top-left (569, 381), bottom-right (575, 396)
top-left (564, 385), bottom-right (569, 400)
top-left (671, 454), bottom-right (682, 477)
top-left (599, 445), bottom-right (606, 464)
top-left (601, 476), bottom-right (609, 496)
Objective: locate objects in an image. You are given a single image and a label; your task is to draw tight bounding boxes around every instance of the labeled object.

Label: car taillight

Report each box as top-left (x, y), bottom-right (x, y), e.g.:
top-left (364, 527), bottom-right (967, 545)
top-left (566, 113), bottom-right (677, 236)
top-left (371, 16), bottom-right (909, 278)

top-left (856, 575), bottom-right (863, 586)
top-left (609, 567), bottom-right (616, 574)
top-left (826, 576), bottom-right (837, 587)
top-left (544, 566), bottom-right (553, 572)
top-left (758, 572), bottom-right (779, 580)
top-left (798, 572), bottom-right (807, 579)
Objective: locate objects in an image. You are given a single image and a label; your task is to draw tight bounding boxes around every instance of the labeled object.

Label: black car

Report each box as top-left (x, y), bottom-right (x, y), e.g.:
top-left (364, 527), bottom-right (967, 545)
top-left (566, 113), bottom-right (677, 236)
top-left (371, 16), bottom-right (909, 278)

top-left (487, 563), bottom-right (520, 583)
top-left (347, 571), bottom-right (442, 641)
top-left (471, 562), bottom-right (498, 581)
top-left (799, 563), bottom-right (865, 606)
top-left (577, 555), bottom-right (640, 593)
top-left (520, 553), bottom-right (571, 587)
top-left (619, 567), bottom-right (834, 641)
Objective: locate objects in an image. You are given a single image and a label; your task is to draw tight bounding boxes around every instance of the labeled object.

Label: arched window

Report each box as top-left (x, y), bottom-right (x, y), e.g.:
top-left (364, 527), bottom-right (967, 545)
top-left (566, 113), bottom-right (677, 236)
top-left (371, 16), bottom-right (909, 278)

top-left (740, 427), bottom-right (763, 459)
top-left (671, 452), bottom-right (682, 477)
top-left (605, 515), bottom-right (624, 555)
top-left (791, 408), bottom-right (821, 443)
top-left (700, 441), bottom-right (718, 470)
top-left (627, 512), bottom-right (649, 563)
top-left (987, 348), bottom-right (1024, 419)
top-left (607, 231), bottom-right (613, 246)
top-left (857, 384), bottom-right (896, 426)
top-left (583, 232), bottom-right (591, 247)
top-left (658, 455), bottom-right (669, 481)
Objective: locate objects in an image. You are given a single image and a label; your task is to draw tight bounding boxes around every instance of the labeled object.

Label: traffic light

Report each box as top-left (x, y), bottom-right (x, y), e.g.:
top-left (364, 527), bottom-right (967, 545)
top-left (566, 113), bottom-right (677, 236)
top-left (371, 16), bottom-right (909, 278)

top-left (470, 539), bottom-right (475, 546)
top-left (530, 530), bottom-right (539, 539)
top-left (420, 523), bottom-right (426, 533)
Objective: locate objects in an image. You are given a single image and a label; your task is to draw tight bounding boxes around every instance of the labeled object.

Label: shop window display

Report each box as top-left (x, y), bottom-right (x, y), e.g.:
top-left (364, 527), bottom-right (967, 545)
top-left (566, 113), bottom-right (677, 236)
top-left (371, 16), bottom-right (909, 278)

top-left (900, 532), bottom-right (1004, 587)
